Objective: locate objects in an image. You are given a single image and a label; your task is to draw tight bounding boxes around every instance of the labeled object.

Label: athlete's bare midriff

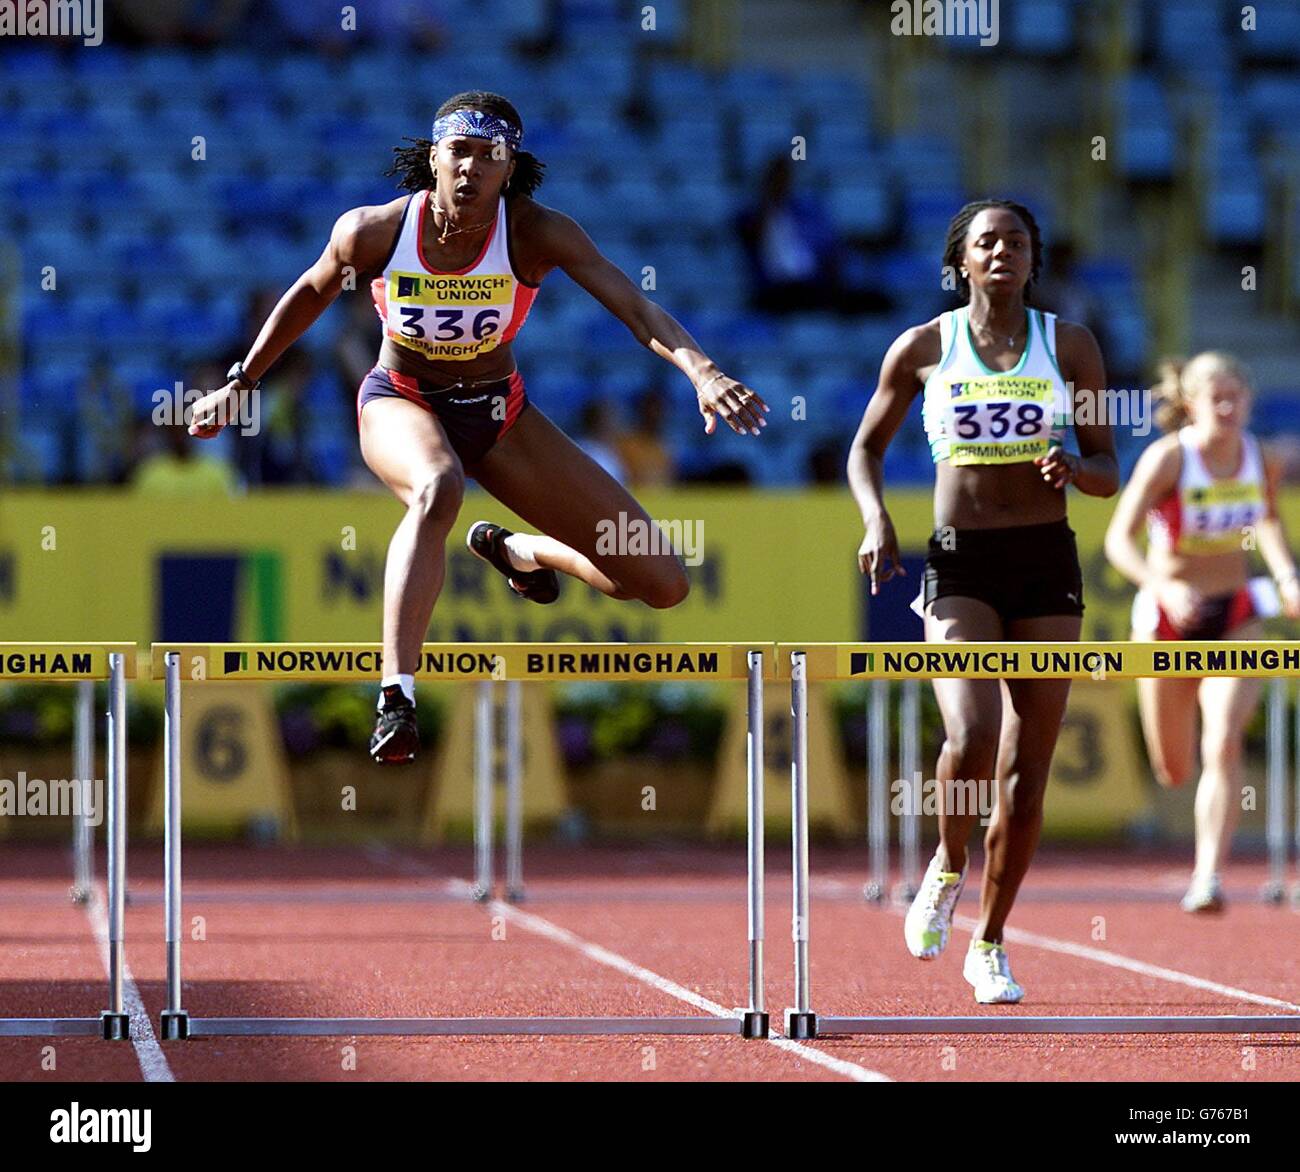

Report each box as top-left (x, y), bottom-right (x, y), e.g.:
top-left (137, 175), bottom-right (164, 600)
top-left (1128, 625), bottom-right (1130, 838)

top-left (913, 322), bottom-right (1069, 531)
top-left (374, 192), bottom-right (532, 388)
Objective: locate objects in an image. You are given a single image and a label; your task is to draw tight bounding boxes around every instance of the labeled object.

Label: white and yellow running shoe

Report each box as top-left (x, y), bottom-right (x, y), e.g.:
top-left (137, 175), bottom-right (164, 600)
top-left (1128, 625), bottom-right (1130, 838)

top-left (903, 854), bottom-right (967, 959)
top-left (1180, 872), bottom-right (1225, 914)
top-left (963, 939), bottom-right (1025, 1004)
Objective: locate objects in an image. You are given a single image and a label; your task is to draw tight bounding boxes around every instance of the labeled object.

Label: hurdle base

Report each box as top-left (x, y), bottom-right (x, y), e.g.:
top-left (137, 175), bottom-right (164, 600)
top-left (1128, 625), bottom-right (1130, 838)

top-left (862, 882), bottom-right (886, 904)
top-left (69, 885), bottom-right (93, 906)
top-left (160, 1010), bottom-right (190, 1041)
top-left (891, 882), bottom-right (919, 906)
top-left (1260, 880), bottom-right (1285, 905)
top-left (784, 1009), bottom-right (817, 1039)
top-left (741, 1010), bottom-right (769, 1039)
top-left (182, 1015), bottom-right (750, 1037)
top-left (812, 1014), bottom-right (1300, 1035)
top-left (100, 1011), bottom-right (130, 1041)
top-left (505, 886), bottom-right (526, 904)
top-left (469, 883), bottom-right (492, 904)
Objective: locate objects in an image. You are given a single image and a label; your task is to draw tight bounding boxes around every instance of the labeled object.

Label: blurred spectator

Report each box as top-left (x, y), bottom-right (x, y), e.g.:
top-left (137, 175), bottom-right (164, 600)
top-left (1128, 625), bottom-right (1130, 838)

top-left (1033, 241), bottom-right (1111, 370)
top-left (237, 349), bottom-right (317, 486)
top-left (78, 357), bottom-right (134, 485)
top-left (334, 289), bottom-right (383, 411)
top-left (575, 399), bottom-right (627, 481)
top-left (131, 422), bottom-right (240, 495)
top-left (808, 437), bottom-right (849, 485)
top-left (736, 155), bottom-right (842, 315)
top-left (109, 0), bottom-right (254, 46)
top-left (615, 388), bottom-right (675, 486)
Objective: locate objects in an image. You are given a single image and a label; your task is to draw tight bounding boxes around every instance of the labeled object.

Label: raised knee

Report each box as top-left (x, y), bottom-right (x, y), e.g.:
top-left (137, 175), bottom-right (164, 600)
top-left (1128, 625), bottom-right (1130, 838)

top-left (409, 468), bottom-right (464, 530)
top-left (639, 564), bottom-right (690, 609)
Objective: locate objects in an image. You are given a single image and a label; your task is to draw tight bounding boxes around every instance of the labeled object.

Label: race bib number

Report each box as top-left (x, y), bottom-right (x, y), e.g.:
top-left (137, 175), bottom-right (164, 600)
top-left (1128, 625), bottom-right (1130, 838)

top-left (385, 272), bottom-right (513, 361)
top-left (1179, 481), bottom-right (1266, 554)
top-left (944, 376), bottom-right (1056, 466)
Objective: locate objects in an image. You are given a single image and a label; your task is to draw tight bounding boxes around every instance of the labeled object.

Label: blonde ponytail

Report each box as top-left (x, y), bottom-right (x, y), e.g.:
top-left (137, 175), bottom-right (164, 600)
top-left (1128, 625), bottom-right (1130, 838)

top-left (1152, 357), bottom-right (1189, 433)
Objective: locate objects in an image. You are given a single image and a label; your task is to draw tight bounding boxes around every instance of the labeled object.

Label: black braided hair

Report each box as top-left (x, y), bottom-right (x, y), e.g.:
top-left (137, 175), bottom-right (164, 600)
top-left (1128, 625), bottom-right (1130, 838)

top-left (386, 91), bottom-right (545, 198)
top-left (941, 199), bottom-right (1042, 303)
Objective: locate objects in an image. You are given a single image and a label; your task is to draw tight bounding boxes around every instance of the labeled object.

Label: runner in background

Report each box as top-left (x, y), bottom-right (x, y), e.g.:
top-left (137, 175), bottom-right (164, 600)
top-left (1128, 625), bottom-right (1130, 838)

top-left (1104, 352), bottom-right (1300, 912)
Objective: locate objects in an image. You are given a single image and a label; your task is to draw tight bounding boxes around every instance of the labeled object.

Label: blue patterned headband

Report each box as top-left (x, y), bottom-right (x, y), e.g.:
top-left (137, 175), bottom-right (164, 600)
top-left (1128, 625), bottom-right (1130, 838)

top-left (431, 109), bottom-right (522, 151)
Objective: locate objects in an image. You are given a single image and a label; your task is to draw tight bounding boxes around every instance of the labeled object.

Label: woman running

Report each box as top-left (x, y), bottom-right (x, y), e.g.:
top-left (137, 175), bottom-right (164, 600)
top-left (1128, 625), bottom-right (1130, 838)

top-left (848, 200), bottom-right (1118, 1004)
top-left (187, 92), bottom-right (767, 763)
top-left (1104, 352), bottom-right (1300, 912)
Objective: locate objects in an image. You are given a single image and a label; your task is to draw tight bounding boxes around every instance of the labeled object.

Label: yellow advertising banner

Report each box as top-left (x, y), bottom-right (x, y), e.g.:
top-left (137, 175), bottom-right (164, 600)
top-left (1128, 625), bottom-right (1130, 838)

top-left (151, 642), bottom-right (769, 681)
top-left (792, 640), bottom-right (1300, 680)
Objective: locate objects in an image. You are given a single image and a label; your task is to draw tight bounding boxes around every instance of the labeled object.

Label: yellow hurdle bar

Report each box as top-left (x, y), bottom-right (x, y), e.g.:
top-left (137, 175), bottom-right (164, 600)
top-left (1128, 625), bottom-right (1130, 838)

top-left (151, 642), bottom-right (773, 682)
top-left (0, 643), bottom-right (138, 680)
top-left (783, 640), bottom-right (1300, 681)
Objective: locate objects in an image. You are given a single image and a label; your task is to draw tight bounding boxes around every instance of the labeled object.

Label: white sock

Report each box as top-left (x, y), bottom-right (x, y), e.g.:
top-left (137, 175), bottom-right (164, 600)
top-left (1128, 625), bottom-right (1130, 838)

top-left (503, 532), bottom-right (541, 572)
top-left (378, 673), bottom-right (415, 709)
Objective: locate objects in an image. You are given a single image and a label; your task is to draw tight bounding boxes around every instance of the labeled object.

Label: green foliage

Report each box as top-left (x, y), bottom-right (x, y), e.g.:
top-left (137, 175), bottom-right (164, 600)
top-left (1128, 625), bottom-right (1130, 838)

top-left (552, 682), bottom-right (727, 766)
top-left (274, 684), bottom-right (443, 753)
top-left (0, 683), bottom-right (162, 747)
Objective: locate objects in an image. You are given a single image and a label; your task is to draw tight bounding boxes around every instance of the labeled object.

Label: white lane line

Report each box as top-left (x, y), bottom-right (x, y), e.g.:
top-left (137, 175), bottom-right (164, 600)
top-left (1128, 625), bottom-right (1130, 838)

top-left (367, 848), bottom-right (888, 1082)
top-left (949, 911), bottom-right (1300, 1014)
top-left (87, 895), bottom-right (175, 1083)
top-left (493, 899), bottom-right (888, 1082)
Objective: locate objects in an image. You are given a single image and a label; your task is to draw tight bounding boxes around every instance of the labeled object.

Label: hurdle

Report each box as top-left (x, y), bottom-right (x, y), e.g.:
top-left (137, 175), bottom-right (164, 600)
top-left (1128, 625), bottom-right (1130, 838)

top-left (862, 678), bottom-right (923, 904)
top-left (151, 642), bottom-right (773, 1040)
top-left (469, 678), bottom-right (525, 903)
top-left (867, 669), bottom-right (1295, 909)
top-left (0, 643), bottom-right (134, 1040)
top-left (783, 640), bottom-right (1300, 1039)
top-left (71, 680), bottom-right (95, 904)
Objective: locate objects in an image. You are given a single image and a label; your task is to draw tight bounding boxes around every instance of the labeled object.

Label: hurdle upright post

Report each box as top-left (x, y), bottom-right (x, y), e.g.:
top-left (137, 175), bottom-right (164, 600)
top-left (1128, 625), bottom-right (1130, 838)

top-left (100, 652), bottom-right (130, 1040)
top-left (504, 680), bottom-right (524, 902)
top-left (160, 651), bottom-right (188, 1039)
top-left (895, 678), bottom-right (921, 904)
top-left (786, 650), bottom-right (816, 1039)
top-left (71, 679), bottom-right (94, 904)
top-left (864, 678), bottom-right (889, 902)
top-left (471, 680), bottom-right (494, 901)
top-left (1292, 680), bottom-right (1300, 908)
top-left (742, 649), bottom-right (769, 1038)
top-left (1264, 677), bottom-right (1287, 903)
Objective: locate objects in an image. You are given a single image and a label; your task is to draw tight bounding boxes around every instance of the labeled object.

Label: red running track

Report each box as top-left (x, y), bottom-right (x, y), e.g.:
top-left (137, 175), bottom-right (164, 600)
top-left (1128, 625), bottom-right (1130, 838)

top-left (2, 843), bottom-right (1298, 1082)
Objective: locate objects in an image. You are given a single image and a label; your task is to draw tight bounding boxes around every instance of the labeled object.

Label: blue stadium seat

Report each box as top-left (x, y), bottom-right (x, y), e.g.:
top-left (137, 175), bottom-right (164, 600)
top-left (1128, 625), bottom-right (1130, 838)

top-left (1205, 177), bottom-right (1266, 245)
top-left (1156, 1), bottom-right (1228, 64)
top-left (1011, 0), bottom-right (1077, 55)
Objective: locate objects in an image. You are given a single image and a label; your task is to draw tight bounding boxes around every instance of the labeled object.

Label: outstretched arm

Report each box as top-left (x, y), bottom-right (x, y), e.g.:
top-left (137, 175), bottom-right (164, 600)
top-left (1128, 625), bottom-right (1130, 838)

top-left (847, 325), bottom-right (931, 592)
top-left (1102, 438), bottom-right (1178, 590)
top-left (190, 201), bottom-right (401, 437)
top-left (534, 208), bottom-right (768, 437)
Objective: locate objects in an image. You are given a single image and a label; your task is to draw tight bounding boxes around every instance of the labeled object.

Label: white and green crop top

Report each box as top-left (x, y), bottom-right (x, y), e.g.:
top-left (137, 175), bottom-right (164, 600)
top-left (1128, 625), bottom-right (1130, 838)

top-left (921, 306), bottom-right (1072, 466)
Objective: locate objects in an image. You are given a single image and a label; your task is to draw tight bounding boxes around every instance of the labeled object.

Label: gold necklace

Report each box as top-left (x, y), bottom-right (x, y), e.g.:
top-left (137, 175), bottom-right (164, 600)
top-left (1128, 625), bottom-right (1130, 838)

top-left (429, 195), bottom-right (495, 245)
top-left (969, 313), bottom-right (1025, 348)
